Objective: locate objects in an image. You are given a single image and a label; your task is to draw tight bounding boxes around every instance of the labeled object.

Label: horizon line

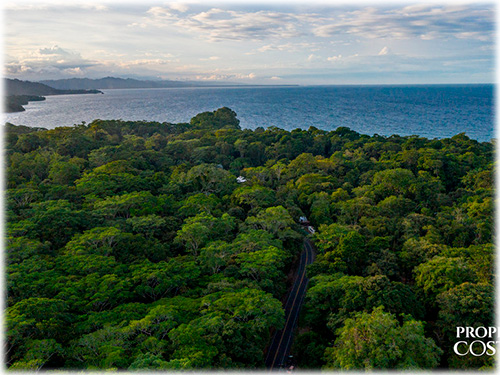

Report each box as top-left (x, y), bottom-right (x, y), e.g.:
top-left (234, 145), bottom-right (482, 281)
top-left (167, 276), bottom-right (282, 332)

top-left (4, 76), bottom-right (495, 87)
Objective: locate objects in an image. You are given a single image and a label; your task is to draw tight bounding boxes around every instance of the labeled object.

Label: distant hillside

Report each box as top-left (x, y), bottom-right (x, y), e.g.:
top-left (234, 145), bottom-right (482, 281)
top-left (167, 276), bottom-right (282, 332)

top-left (5, 95), bottom-right (45, 113)
top-left (40, 77), bottom-right (300, 91)
top-left (40, 77), bottom-right (197, 90)
top-left (4, 78), bottom-right (102, 113)
top-left (5, 78), bottom-right (103, 96)
top-left (6, 79), bottom-right (61, 96)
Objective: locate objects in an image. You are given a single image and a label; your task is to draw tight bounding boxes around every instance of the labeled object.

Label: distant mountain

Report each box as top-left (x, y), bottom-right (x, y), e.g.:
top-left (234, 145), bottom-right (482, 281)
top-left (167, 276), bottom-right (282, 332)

top-left (6, 79), bottom-right (61, 96)
top-left (5, 95), bottom-right (45, 113)
top-left (4, 78), bottom-right (102, 113)
top-left (39, 76), bottom-right (243, 90)
top-left (5, 78), bottom-right (102, 96)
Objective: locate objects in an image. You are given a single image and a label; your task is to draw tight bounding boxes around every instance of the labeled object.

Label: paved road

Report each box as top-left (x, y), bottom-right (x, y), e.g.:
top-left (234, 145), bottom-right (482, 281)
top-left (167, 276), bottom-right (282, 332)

top-left (265, 239), bottom-right (316, 370)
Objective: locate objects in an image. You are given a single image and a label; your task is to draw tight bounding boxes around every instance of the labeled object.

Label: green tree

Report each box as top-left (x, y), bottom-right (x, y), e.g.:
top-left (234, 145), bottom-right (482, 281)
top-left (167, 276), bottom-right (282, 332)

top-left (6, 236), bottom-right (51, 265)
top-left (198, 241), bottom-right (234, 275)
top-left (126, 214), bottom-right (166, 238)
top-left (236, 246), bottom-right (288, 293)
top-left (131, 257), bottom-right (200, 301)
top-left (437, 282), bottom-right (494, 369)
top-left (28, 200), bottom-right (86, 249)
top-left (65, 226), bottom-right (156, 263)
top-left (324, 307), bottom-right (442, 370)
top-left (179, 193), bottom-right (221, 217)
top-left (190, 107), bottom-right (240, 130)
top-left (9, 339), bottom-right (62, 371)
top-left (183, 164), bottom-right (236, 196)
top-left (175, 212), bottom-right (236, 255)
top-left (198, 288), bottom-right (284, 367)
top-left (399, 237), bottom-right (445, 277)
top-left (232, 184), bottom-right (275, 210)
top-left (371, 168), bottom-right (416, 201)
top-left (243, 205), bottom-right (294, 235)
top-left (7, 298), bottom-right (71, 363)
top-left (414, 256), bottom-right (476, 305)
top-left (48, 160), bottom-right (81, 185)
top-left (93, 191), bottom-right (162, 219)
top-left (313, 223), bottom-right (350, 254)
top-left (70, 326), bottom-right (131, 369)
top-left (75, 160), bottom-right (143, 197)
top-left (304, 274), bottom-right (421, 332)
top-left (55, 273), bottom-right (133, 312)
top-left (7, 255), bottom-right (59, 304)
top-left (65, 227), bottom-right (126, 256)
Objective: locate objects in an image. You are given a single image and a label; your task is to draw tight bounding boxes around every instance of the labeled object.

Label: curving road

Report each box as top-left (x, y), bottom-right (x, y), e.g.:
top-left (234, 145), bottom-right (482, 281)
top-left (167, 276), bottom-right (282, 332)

top-left (265, 239), bottom-right (315, 370)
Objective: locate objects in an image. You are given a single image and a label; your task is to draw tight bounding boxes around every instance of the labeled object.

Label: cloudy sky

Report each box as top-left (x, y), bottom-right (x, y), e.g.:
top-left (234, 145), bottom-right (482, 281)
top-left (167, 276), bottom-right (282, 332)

top-left (4, 1), bottom-right (495, 84)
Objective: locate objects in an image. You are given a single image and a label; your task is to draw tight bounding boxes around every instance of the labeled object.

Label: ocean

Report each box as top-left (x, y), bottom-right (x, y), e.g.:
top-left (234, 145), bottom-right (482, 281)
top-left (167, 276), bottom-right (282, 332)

top-left (3, 84), bottom-right (494, 142)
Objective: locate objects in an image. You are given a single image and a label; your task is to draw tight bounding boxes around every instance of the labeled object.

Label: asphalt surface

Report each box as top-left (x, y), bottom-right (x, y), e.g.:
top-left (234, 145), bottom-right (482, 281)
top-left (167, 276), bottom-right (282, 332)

top-left (265, 239), bottom-right (316, 370)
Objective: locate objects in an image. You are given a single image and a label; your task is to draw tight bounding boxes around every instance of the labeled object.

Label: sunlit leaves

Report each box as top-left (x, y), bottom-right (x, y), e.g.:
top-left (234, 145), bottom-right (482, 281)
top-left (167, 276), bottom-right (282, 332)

top-left (324, 307), bottom-right (441, 370)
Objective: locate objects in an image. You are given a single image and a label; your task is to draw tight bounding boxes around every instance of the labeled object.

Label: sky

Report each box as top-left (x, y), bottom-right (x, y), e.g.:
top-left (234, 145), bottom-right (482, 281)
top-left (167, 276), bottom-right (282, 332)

top-left (3, 1), bottom-right (495, 84)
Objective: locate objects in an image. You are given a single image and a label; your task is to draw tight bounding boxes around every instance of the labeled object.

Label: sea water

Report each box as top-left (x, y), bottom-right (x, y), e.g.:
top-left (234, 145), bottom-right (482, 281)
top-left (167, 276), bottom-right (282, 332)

top-left (3, 84), bottom-right (494, 142)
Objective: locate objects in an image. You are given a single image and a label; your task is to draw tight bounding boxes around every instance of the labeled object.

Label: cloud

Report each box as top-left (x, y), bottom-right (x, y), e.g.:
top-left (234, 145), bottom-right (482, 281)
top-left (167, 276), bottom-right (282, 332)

top-left (113, 59), bottom-right (177, 68)
top-left (19, 45), bottom-right (90, 65)
top-left (257, 42), bottom-right (320, 53)
top-left (137, 7), bottom-right (306, 41)
top-left (420, 31), bottom-right (441, 40)
top-left (5, 45), bottom-right (98, 78)
top-left (455, 31), bottom-right (491, 42)
top-left (194, 72), bottom-right (257, 81)
top-left (131, 4), bottom-right (492, 45)
top-left (5, 2), bottom-right (108, 11)
top-left (327, 54), bottom-right (342, 62)
top-left (145, 6), bottom-right (177, 20)
top-left (38, 45), bottom-right (75, 57)
top-left (378, 47), bottom-right (389, 55)
top-left (169, 3), bottom-right (189, 13)
top-left (5, 3), bottom-right (50, 11)
top-left (312, 5), bottom-right (493, 42)
top-left (62, 67), bottom-right (85, 76)
top-left (79, 3), bottom-right (109, 11)
top-left (199, 56), bottom-right (221, 61)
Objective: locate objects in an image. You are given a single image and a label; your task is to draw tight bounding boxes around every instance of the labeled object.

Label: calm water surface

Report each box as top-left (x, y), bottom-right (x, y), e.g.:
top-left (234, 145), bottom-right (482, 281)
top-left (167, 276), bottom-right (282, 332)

top-left (3, 85), bottom-right (494, 142)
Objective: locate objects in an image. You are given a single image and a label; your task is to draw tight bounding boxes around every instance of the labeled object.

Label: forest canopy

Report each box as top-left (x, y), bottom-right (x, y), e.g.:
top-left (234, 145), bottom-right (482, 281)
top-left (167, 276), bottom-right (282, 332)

top-left (5, 107), bottom-right (494, 370)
